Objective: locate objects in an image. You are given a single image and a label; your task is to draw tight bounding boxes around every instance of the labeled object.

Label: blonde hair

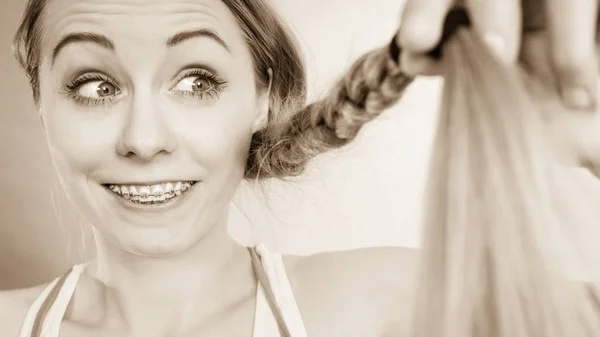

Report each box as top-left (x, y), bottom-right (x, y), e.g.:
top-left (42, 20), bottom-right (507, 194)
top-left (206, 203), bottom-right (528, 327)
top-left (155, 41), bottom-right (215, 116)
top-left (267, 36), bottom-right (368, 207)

top-left (411, 17), bottom-right (600, 337)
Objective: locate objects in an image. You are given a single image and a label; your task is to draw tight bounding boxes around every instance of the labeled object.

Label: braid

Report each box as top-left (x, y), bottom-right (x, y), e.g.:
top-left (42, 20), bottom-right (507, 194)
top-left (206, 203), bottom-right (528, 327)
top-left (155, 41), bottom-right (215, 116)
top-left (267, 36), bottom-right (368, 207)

top-left (245, 46), bottom-right (413, 179)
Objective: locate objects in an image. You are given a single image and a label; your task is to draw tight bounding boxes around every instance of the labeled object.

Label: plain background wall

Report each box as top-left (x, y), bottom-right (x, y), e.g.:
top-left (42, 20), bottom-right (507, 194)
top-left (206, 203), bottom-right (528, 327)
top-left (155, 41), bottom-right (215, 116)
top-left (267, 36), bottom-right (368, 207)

top-left (0, 0), bottom-right (444, 289)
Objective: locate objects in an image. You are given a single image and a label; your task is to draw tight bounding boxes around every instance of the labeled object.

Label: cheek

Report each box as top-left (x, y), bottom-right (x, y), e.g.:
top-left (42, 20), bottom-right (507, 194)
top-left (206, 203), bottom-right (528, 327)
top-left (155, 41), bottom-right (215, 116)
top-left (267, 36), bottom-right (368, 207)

top-left (176, 92), bottom-right (258, 176)
top-left (182, 115), bottom-right (253, 177)
top-left (41, 101), bottom-right (118, 180)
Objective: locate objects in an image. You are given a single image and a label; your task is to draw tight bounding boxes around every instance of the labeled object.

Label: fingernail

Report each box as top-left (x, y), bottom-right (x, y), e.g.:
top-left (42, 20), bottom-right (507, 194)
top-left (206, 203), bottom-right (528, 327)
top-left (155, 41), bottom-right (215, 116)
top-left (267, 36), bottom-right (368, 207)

top-left (561, 86), bottom-right (597, 111)
top-left (482, 32), bottom-right (507, 60)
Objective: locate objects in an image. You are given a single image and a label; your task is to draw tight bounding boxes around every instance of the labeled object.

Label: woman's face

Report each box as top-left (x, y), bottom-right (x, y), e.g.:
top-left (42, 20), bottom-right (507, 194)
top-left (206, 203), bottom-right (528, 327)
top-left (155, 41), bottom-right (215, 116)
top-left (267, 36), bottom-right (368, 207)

top-left (37, 0), bottom-right (268, 256)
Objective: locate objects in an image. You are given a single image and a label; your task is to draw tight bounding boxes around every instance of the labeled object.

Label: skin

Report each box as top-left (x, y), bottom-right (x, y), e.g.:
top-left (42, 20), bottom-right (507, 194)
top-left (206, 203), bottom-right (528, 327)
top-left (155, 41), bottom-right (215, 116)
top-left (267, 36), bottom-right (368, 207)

top-left (397, 0), bottom-right (599, 111)
top-left (0, 0), bottom-right (416, 336)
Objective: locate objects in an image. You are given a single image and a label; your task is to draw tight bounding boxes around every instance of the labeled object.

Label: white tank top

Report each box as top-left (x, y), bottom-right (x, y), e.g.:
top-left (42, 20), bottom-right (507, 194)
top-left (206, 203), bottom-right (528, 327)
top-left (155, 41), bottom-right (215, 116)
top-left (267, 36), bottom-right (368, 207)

top-left (18, 244), bottom-right (307, 337)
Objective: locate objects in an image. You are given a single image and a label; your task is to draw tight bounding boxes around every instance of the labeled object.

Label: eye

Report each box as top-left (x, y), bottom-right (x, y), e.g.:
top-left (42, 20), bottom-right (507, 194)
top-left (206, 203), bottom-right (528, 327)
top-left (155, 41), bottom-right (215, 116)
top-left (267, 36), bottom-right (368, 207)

top-left (79, 81), bottom-right (118, 98)
top-left (170, 69), bottom-right (226, 100)
top-left (65, 73), bottom-right (121, 107)
top-left (174, 77), bottom-right (212, 92)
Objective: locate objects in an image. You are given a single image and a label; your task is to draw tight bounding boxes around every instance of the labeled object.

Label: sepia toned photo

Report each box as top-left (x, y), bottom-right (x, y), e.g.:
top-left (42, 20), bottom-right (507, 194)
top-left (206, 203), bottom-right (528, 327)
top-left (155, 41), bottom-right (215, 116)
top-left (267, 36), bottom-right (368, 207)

top-left (1, 0), bottom-right (600, 336)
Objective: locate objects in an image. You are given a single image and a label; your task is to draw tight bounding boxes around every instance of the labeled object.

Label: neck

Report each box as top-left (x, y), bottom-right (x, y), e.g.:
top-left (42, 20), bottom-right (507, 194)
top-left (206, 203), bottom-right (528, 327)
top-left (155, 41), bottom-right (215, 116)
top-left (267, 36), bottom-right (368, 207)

top-left (86, 219), bottom-right (256, 335)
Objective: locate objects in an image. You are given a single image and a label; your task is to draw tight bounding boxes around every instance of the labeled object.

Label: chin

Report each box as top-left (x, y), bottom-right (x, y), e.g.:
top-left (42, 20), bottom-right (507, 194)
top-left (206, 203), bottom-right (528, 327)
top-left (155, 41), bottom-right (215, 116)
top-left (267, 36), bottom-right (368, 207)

top-left (94, 215), bottom-right (218, 258)
top-left (84, 179), bottom-right (232, 258)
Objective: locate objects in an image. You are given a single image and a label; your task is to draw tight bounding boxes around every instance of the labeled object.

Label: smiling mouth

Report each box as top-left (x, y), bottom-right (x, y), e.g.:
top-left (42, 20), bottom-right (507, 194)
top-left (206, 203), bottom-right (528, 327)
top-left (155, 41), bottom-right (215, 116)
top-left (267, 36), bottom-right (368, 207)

top-left (104, 181), bottom-right (196, 205)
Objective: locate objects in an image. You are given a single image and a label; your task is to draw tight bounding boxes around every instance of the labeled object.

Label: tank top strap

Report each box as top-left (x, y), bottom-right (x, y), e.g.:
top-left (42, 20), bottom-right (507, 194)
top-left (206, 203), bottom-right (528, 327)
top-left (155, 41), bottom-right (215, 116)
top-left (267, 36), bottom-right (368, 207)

top-left (19, 264), bottom-right (86, 337)
top-left (18, 277), bottom-right (62, 337)
top-left (249, 244), bottom-right (308, 337)
top-left (19, 250), bottom-right (305, 337)
top-left (42, 264), bottom-right (86, 336)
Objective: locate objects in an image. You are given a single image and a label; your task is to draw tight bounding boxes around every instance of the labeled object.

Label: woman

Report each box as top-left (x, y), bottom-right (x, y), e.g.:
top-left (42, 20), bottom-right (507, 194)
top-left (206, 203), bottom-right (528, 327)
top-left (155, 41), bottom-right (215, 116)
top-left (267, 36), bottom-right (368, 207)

top-left (1, 1), bottom-right (416, 336)
top-left (0, 1), bottom-right (594, 337)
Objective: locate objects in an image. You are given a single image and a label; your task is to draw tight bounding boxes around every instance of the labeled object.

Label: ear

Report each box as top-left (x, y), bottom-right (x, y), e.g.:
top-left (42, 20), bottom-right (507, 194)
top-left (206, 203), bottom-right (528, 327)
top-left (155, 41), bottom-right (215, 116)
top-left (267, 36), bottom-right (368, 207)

top-left (252, 68), bottom-right (273, 133)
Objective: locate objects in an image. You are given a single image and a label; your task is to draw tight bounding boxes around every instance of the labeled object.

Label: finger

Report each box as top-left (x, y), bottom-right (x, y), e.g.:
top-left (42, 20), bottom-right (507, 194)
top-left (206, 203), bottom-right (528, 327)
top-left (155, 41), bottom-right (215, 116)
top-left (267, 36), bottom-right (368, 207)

top-left (465, 0), bottom-right (522, 63)
top-left (546, 0), bottom-right (599, 110)
top-left (520, 32), bottom-right (556, 84)
top-left (397, 0), bottom-right (455, 53)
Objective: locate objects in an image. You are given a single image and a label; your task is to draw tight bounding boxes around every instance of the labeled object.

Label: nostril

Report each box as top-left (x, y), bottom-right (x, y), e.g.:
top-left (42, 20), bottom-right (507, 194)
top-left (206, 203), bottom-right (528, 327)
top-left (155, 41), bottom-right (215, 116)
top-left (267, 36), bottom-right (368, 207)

top-left (117, 125), bottom-right (178, 160)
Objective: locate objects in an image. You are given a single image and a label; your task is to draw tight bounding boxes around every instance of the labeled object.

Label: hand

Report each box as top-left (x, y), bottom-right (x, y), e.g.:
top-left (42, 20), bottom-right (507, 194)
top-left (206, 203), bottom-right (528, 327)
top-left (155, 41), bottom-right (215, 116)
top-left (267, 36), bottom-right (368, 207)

top-left (395, 0), bottom-right (599, 111)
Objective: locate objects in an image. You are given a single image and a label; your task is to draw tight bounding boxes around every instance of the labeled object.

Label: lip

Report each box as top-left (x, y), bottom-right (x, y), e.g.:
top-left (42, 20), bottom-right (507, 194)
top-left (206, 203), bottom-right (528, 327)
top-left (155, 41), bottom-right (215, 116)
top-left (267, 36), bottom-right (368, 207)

top-left (102, 181), bottom-right (200, 213)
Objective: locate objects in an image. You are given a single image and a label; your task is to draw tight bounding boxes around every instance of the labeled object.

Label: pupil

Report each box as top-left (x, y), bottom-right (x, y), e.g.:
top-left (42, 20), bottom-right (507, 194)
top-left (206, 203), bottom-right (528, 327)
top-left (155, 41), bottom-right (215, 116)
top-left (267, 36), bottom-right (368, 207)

top-left (97, 82), bottom-right (114, 97)
top-left (192, 78), bottom-right (209, 91)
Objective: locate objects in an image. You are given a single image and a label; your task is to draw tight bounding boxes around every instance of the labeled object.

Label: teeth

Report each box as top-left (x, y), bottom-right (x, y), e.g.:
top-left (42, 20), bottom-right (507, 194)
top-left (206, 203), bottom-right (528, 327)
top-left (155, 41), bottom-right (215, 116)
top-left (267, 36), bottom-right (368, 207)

top-left (151, 184), bottom-right (164, 196)
top-left (138, 186), bottom-right (150, 198)
top-left (174, 182), bottom-right (183, 196)
top-left (120, 186), bottom-right (129, 197)
top-left (107, 181), bottom-right (195, 204)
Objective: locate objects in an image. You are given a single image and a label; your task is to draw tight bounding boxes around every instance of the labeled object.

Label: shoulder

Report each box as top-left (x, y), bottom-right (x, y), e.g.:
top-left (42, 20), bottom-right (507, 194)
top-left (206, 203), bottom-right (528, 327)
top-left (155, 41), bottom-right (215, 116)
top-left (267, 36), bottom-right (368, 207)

top-left (283, 246), bottom-right (419, 336)
top-left (0, 283), bottom-right (52, 337)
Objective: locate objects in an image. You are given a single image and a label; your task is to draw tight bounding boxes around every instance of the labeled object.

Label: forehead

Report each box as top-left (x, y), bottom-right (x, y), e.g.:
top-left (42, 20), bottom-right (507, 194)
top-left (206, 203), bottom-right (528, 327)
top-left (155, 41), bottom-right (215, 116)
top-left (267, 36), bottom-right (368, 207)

top-left (41, 0), bottom-right (243, 57)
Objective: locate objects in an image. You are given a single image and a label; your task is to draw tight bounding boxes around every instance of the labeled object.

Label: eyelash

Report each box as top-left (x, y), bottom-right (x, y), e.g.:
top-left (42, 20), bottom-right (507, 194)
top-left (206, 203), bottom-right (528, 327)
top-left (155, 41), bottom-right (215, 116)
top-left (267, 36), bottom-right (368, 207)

top-left (65, 73), bottom-right (119, 107)
top-left (170, 69), bottom-right (227, 100)
top-left (63, 69), bottom-right (228, 107)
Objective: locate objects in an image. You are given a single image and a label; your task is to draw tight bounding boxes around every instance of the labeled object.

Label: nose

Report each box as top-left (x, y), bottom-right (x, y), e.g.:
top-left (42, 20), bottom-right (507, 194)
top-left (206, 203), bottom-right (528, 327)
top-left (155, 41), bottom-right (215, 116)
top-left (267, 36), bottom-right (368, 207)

top-left (116, 94), bottom-right (178, 161)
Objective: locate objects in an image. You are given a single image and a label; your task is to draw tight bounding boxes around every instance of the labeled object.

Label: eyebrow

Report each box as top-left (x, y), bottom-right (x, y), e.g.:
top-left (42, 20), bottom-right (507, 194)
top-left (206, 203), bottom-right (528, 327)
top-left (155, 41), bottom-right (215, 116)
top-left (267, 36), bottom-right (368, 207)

top-left (52, 32), bottom-right (115, 65)
top-left (166, 28), bottom-right (230, 52)
top-left (51, 28), bottom-right (230, 66)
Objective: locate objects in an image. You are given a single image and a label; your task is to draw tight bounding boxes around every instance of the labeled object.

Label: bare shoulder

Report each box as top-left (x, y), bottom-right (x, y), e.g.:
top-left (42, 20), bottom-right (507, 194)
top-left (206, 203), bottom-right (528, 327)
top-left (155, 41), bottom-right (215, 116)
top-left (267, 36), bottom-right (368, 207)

top-left (283, 246), bottom-right (420, 336)
top-left (0, 283), bottom-right (51, 337)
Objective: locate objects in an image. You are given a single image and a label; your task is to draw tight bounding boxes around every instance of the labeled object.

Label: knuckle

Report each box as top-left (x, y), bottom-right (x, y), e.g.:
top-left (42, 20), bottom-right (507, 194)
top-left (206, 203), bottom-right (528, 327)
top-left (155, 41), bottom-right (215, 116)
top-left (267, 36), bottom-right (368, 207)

top-left (551, 51), bottom-right (592, 77)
